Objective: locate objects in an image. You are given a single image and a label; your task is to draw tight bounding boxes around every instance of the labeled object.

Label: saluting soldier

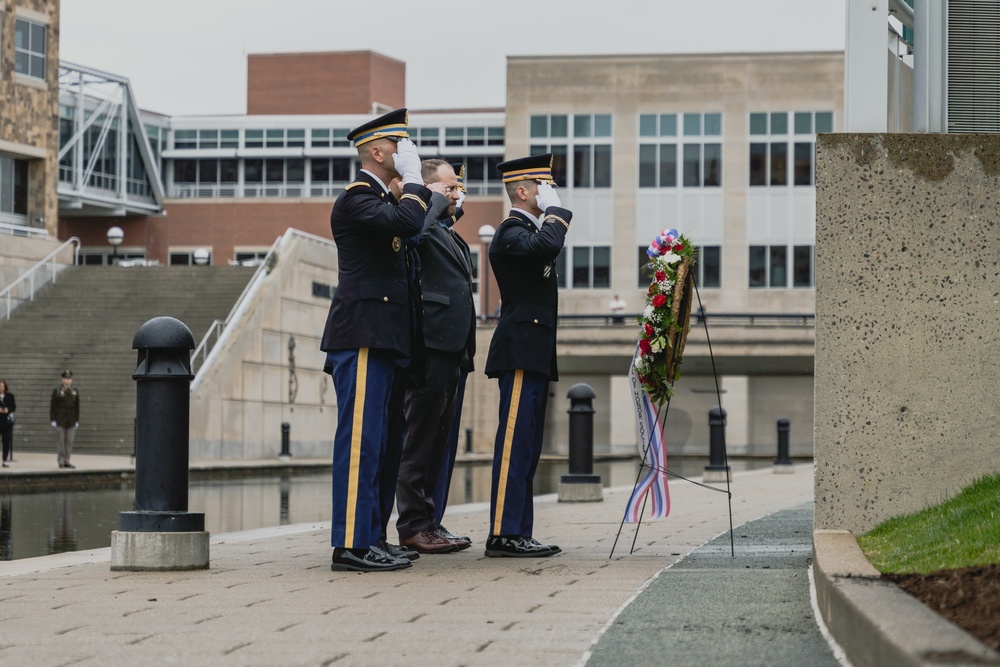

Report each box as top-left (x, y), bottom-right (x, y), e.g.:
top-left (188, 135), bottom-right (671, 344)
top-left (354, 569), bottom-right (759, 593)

top-left (320, 108), bottom-right (431, 572)
top-left (50, 370), bottom-right (80, 469)
top-left (483, 154), bottom-right (572, 558)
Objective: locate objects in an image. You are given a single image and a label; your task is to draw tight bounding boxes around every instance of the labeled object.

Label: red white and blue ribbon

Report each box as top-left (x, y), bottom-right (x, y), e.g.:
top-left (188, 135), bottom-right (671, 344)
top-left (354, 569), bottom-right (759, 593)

top-left (625, 344), bottom-right (671, 523)
top-left (646, 228), bottom-right (680, 260)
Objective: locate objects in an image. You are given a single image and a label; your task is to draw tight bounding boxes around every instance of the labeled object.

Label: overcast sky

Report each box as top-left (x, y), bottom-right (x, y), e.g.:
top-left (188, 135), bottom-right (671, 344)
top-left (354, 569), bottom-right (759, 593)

top-left (59, 0), bottom-right (846, 117)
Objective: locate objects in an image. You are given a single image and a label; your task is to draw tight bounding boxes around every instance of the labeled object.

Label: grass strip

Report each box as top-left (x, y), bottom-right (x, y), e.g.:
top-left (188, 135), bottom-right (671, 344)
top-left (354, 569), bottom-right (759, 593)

top-left (857, 472), bottom-right (1000, 574)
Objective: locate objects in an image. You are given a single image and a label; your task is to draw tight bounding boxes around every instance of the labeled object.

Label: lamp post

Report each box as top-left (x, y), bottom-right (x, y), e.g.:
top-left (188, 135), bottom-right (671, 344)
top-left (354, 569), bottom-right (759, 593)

top-left (193, 248), bottom-right (210, 266)
top-left (477, 224), bottom-right (495, 321)
top-left (107, 226), bottom-right (124, 265)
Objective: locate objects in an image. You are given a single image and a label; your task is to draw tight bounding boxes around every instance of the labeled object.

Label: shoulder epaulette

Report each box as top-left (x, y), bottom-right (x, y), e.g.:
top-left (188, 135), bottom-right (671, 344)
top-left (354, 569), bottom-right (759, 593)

top-left (345, 181), bottom-right (370, 191)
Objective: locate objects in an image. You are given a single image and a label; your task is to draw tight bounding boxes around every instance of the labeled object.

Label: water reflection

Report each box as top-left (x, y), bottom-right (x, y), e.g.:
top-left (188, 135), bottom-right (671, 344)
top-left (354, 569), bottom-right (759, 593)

top-left (0, 458), bottom-right (771, 561)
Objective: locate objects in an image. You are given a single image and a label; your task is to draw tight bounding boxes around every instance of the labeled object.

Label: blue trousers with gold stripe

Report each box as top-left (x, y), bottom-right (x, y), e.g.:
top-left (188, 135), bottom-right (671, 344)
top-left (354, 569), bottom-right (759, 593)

top-left (489, 369), bottom-right (549, 538)
top-left (328, 348), bottom-right (396, 550)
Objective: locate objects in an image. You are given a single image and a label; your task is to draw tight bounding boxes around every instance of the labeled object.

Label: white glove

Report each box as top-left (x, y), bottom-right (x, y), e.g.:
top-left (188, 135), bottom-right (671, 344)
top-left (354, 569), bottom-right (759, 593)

top-left (455, 191), bottom-right (465, 209)
top-left (51, 421), bottom-right (57, 428)
top-left (535, 182), bottom-right (561, 211)
top-left (392, 138), bottom-right (423, 185)
top-left (75, 422), bottom-right (79, 428)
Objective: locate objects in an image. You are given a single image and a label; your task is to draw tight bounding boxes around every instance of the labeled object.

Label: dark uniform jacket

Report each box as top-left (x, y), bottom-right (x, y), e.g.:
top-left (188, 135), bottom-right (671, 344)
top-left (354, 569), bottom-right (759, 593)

top-left (50, 386), bottom-right (79, 427)
top-left (484, 206), bottom-right (572, 381)
top-left (320, 170), bottom-right (431, 360)
top-left (416, 193), bottom-right (476, 371)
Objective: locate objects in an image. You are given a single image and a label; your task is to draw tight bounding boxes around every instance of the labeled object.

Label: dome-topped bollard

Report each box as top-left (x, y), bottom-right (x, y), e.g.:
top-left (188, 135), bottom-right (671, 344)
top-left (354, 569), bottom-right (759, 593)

top-left (558, 383), bottom-right (603, 502)
top-left (111, 317), bottom-right (209, 571)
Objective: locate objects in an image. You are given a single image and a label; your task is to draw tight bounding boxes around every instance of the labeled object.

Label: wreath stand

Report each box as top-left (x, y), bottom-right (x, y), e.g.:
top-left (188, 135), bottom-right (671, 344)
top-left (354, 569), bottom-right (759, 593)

top-left (609, 261), bottom-right (735, 558)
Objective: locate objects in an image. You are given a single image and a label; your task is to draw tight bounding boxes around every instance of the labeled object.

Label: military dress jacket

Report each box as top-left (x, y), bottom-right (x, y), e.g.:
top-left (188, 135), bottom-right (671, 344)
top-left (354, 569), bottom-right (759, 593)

top-left (320, 171), bottom-right (431, 359)
top-left (416, 194), bottom-right (476, 371)
top-left (484, 206), bottom-right (572, 381)
top-left (50, 386), bottom-right (79, 427)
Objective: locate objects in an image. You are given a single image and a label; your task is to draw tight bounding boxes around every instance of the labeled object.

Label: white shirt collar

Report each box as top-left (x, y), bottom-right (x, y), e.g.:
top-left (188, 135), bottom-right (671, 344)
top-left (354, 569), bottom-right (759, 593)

top-left (361, 169), bottom-right (391, 195)
top-left (514, 208), bottom-right (543, 230)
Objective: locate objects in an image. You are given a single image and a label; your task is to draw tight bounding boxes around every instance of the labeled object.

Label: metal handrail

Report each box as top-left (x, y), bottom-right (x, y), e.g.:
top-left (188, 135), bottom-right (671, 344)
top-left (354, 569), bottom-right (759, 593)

top-left (190, 228), bottom-right (337, 388)
top-left (0, 221), bottom-right (49, 238)
top-left (1, 237), bottom-right (80, 320)
top-left (556, 312), bottom-right (815, 328)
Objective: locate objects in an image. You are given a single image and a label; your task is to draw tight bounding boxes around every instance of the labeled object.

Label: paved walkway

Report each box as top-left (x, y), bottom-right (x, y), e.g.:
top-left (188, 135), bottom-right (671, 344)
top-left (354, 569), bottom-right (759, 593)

top-left (0, 461), bottom-right (831, 666)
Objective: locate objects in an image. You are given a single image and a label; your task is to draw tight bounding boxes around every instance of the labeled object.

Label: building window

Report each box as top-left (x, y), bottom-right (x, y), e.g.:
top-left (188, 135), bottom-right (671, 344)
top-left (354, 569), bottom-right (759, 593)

top-left (749, 244), bottom-right (814, 288)
top-left (0, 156), bottom-right (30, 217)
top-left (530, 114), bottom-right (612, 189)
top-left (170, 250), bottom-right (212, 266)
top-left (749, 111), bottom-right (832, 187)
top-left (637, 245), bottom-right (721, 288)
top-left (639, 112), bottom-right (721, 188)
top-left (561, 246), bottom-right (611, 289)
top-left (458, 156), bottom-right (503, 196)
top-left (15, 18), bottom-right (46, 79)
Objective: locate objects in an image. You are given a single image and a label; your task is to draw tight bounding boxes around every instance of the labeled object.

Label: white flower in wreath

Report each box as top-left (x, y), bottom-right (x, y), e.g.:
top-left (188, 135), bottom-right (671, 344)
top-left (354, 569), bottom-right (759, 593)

top-left (661, 251), bottom-right (682, 265)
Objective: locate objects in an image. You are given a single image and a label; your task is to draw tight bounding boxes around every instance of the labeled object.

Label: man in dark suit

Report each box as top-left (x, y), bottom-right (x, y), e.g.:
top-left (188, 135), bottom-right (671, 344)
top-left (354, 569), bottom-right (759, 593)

top-left (396, 160), bottom-right (476, 554)
top-left (320, 108), bottom-right (432, 572)
top-left (483, 154), bottom-right (572, 558)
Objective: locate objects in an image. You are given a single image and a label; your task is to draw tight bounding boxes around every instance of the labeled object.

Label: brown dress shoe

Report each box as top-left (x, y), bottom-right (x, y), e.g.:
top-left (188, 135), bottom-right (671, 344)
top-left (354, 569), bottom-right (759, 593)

top-left (433, 528), bottom-right (471, 551)
top-left (399, 530), bottom-right (460, 554)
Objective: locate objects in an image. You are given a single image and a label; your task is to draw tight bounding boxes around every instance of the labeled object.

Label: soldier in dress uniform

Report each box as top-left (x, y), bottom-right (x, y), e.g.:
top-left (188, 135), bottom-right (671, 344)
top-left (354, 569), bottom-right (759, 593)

top-left (320, 108), bottom-right (432, 572)
top-left (483, 154), bottom-right (572, 558)
top-left (50, 370), bottom-right (80, 469)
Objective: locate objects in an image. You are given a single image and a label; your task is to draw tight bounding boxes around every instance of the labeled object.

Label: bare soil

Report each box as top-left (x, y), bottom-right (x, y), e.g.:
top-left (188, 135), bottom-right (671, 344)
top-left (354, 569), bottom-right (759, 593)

top-left (885, 563), bottom-right (1000, 652)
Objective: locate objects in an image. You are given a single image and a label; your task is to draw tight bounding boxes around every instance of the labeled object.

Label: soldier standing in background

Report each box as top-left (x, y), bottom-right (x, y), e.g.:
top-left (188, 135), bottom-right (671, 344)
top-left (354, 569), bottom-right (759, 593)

top-left (51, 370), bottom-right (80, 469)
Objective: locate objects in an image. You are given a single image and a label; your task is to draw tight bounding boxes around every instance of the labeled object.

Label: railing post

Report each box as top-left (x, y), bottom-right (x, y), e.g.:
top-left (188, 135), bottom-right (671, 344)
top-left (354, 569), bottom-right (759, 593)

top-left (112, 316), bottom-right (208, 571)
top-left (558, 383), bottom-right (603, 502)
top-left (774, 417), bottom-right (794, 474)
top-left (703, 406), bottom-right (731, 482)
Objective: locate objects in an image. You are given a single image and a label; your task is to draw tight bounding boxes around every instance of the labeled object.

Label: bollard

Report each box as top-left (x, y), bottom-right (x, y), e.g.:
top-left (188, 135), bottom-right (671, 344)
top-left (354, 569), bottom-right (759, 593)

top-left (703, 406), bottom-right (731, 483)
top-left (465, 427), bottom-right (473, 454)
top-left (111, 316), bottom-right (208, 571)
top-left (279, 422), bottom-right (292, 460)
top-left (773, 417), bottom-right (794, 474)
top-left (558, 383), bottom-right (603, 502)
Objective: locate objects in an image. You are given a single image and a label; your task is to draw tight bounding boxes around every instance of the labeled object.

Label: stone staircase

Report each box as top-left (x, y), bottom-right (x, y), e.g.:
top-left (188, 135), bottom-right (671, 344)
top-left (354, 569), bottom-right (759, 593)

top-left (0, 266), bottom-right (254, 456)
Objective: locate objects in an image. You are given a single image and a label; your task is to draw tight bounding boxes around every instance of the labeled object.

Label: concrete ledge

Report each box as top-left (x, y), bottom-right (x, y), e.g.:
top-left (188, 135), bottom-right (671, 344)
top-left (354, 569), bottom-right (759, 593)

top-left (813, 530), bottom-right (1000, 667)
top-left (557, 482), bottom-right (603, 502)
top-left (110, 531), bottom-right (210, 571)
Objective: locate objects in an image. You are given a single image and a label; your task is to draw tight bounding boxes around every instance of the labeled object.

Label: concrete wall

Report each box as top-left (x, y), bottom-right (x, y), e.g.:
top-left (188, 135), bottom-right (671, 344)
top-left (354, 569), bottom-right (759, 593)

top-left (190, 231), bottom-right (338, 459)
top-left (814, 133), bottom-right (1000, 533)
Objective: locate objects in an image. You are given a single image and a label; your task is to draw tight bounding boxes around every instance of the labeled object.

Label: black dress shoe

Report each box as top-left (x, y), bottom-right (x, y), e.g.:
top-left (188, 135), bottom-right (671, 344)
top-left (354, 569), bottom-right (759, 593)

top-left (438, 525), bottom-right (472, 543)
top-left (379, 539), bottom-right (420, 561)
top-left (331, 547), bottom-right (412, 572)
top-left (526, 537), bottom-right (561, 554)
top-left (484, 536), bottom-right (557, 558)
top-left (64, 463), bottom-right (75, 469)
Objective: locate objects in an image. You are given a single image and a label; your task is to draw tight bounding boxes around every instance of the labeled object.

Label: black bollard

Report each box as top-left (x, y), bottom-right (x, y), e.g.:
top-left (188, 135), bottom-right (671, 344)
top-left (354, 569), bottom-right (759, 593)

top-left (704, 406), bottom-right (730, 482)
top-left (774, 417), bottom-right (794, 473)
top-left (119, 317), bottom-right (203, 532)
top-left (558, 383), bottom-right (602, 502)
top-left (280, 422), bottom-right (291, 459)
top-left (112, 317), bottom-right (207, 571)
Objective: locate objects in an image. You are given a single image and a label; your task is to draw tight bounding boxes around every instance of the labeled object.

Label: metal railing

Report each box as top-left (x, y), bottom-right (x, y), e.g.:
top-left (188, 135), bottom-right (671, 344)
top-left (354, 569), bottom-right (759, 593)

top-left (1, 237), bottom-right (80, 320)
top-left (0, 220), bottom-right (48, 239)
top-left (555, 312), bottom-right (815, 328)
top-left (190, 228), bottom-right (337, 388)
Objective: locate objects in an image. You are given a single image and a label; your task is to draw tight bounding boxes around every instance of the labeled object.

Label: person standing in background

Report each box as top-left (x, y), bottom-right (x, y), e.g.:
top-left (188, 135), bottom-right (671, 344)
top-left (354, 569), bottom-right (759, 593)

top-left (50, 370), bottom-right (80, 469)
top-left (0, 379), bottom-right (16, 467)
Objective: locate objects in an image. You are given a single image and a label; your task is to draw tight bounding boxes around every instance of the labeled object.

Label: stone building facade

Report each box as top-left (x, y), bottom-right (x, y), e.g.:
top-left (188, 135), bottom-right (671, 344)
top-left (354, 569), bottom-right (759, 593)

top-left (0, 0), bottom-right (59, 236)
